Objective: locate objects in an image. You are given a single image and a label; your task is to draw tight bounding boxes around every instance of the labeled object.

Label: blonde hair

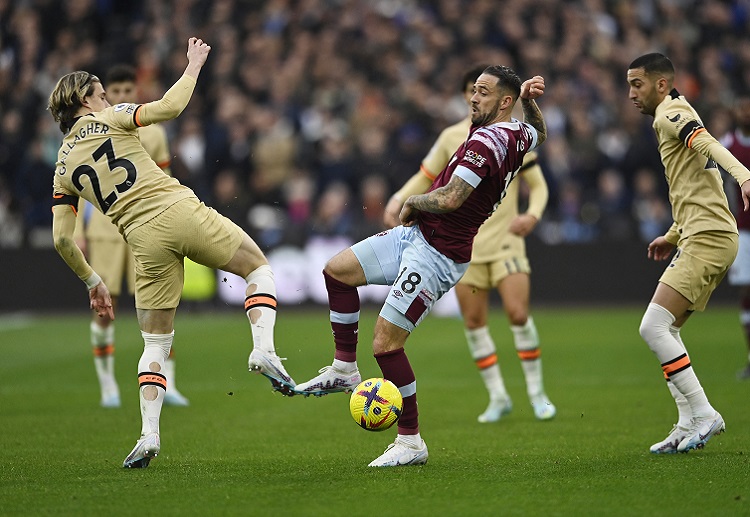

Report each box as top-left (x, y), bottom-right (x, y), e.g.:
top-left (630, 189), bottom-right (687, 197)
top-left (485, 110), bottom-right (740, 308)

top-left (47, 71), bottom-right (100, 133)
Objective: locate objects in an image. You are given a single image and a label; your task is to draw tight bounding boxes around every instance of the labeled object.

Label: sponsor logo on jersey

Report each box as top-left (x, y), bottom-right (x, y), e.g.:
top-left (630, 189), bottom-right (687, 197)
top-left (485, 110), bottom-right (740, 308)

top-left (667, 113), bottom-right (681, 123)
top-left (463, 149), bottom-right (487, 167)
top-left (392, 290), bottom-right (404, 299)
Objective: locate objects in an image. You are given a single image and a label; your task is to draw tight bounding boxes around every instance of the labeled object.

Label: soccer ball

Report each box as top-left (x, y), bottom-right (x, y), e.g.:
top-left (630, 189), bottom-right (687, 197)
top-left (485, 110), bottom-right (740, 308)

top-left (349, 378), bottom-right (403, 432)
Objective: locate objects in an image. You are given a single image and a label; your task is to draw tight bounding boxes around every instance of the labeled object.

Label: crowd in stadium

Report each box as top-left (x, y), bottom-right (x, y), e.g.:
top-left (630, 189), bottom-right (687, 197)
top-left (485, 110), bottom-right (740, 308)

top-left (0, 0), bottom-right (748, 249)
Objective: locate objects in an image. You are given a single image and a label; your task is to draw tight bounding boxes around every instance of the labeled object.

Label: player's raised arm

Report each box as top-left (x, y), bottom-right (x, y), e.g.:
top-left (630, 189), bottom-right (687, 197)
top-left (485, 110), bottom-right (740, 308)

top-left (133, 37), bottom-right (211, 127)
top-left (520, 76), bottom-right (547, 146)
top-left (52, 202), bottom-right (113, 319)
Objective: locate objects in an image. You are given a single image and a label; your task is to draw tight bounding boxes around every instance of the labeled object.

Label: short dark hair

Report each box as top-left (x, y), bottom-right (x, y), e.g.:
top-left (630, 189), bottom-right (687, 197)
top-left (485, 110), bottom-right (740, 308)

top-left (461, 64), bottom-right (490, 92)
top-left (482, 65), bottom-right (522, 99)
top-left (105, 64), bottom-right (137, 85)
top-left (628, 53), bottom-right (674, 77)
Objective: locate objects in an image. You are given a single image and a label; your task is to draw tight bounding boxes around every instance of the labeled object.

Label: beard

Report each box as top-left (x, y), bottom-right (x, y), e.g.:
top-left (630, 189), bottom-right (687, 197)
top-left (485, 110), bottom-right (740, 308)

top-left (471, 102), bottom-right (501, 126)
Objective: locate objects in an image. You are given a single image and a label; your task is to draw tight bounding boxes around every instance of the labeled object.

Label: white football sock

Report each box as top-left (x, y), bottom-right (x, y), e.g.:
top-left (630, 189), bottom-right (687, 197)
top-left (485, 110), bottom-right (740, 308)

top-left (465, 326), bottom-right (509, 401)
top-left (333, 358), bottom-right (358, 372)
top-left (91, 321), bottom-right (117, 394)
top-left (511, 316), bottom-right (544, 398)
top-left (640, 303), bottom-right (714, 419)
top-left (138, 331), bottom-right (173, 436)
top-left (397, 432), bottom-right (422, 447)
top-left (245, 265), bottom-right (277, 354)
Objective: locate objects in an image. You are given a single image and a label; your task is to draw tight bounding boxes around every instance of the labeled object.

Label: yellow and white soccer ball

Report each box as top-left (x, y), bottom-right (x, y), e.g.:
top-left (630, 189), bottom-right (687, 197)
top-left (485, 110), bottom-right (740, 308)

top-left (349, 378), bottom-right (403, 432)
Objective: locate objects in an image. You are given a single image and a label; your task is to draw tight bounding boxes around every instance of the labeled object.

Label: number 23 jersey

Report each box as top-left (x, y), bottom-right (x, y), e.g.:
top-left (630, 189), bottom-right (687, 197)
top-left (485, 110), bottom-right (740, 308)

top-left (53, 103), bottom-right (194, 236)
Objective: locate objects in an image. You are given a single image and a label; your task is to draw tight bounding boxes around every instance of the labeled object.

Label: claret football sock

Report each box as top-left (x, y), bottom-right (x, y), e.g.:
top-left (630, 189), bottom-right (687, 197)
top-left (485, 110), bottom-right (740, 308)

top-left (324, 270), bottom-right (360, 362)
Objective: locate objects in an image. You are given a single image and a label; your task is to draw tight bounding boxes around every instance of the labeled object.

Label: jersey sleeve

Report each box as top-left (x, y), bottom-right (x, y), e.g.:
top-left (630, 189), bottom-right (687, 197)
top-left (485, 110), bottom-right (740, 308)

top-left (655, 108), bottom-right (704, 147)
top-left (452, 137), bottom-right (495, 188)
top-left (521, 122), bottom-right (540, 151)
top-left (152, 125), bottom-right (172, 169)
top-left (520, 154), bottom-right (548, 220)
top-left (421, 129), bottom-right (456, 180)
top-left (52, 168), bottom-right (79, 213)
top-left (134, 74), bottom-right (197, 127)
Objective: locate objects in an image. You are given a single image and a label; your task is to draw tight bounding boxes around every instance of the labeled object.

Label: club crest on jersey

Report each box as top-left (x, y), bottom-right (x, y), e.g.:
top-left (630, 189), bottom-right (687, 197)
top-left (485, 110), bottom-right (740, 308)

top-left (464, 149), bottom-right (486, 167)
top-left (114, 103), bottom-right (136, 114)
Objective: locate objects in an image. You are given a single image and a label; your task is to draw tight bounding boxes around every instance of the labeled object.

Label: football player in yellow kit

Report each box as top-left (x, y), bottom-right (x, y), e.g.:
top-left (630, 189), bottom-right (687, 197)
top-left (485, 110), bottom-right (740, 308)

top-left (49, 38), bottom-right (295, 468)
top-left (74, 64), bottom-right (188, 408)
top-left (628, 53), bottom-right (750, 453)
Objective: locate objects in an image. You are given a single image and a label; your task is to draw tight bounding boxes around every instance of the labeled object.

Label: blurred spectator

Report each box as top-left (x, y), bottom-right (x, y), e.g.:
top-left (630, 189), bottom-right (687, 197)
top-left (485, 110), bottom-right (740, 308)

top-left (632, 167), bottom-right (672, 242)
top-left (4, 0), bottom-right (750, 250)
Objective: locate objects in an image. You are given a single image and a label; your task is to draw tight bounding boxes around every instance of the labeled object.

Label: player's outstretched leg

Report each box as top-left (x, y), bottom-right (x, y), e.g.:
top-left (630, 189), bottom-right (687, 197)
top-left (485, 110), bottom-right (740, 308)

top-left (123, 331), bottom-right (172, 468)
top-left (163, 348), bottom-right (190, 407)
top-left (245, 265), bottom-right (296, 395)
top-left (296, 271), bottom-right (362, 396)
top-left (368, 348), bottom-right (428, 467)
top-left (91, 321), bottom-right (120, 408)
top-left (512, 316), bottom-right (556, 420)
top-left (465, 326), bottom-right (512, 423)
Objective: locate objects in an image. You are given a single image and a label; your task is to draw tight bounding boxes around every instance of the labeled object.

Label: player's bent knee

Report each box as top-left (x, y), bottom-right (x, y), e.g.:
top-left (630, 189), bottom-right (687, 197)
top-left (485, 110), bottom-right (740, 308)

top-left (506, 308), bottom-right (528, 327)
top-left (639, 303), bottom-right (674, 344)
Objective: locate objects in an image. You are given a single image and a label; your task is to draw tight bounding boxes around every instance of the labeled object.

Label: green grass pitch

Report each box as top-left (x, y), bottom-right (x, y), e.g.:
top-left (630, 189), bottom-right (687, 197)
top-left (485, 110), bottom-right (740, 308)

top-left (1, 306), bottom-right (749, 516)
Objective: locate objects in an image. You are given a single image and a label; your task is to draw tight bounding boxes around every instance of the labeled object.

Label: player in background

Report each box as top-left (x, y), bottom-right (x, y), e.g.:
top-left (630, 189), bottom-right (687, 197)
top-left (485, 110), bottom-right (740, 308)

top-left (74, 64), bottom-right (189, 408)
top-left (627, 53), bottom-right (750, 453)
top-left (719, 96), bottom-right (750, 380)
top-left (48, 38), bottom-right (295, 469)
top-left (384, 65), bottom-right (555, 423)
top-left (295, 66), bottom-right (547, 466)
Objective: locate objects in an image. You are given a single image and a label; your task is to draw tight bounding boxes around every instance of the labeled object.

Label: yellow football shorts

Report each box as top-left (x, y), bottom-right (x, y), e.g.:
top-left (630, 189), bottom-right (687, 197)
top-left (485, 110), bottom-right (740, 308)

top-left (126, 197), bottom-right (244, 309)
top-left (459, 255), bottom-right (531, 290)
top-left (88, 237), bottom-right (135, 297)
top-left (659, 231), bottom-right (738, 312)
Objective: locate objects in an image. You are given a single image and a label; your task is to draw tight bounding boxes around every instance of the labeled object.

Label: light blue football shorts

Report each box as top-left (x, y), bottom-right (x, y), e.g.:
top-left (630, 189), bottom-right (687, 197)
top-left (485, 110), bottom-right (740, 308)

top-left (351, 225), bottom-right (469, 332)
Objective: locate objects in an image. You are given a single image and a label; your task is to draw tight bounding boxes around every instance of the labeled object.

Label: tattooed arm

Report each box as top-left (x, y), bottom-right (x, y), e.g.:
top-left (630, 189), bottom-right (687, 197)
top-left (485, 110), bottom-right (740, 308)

top-left (520, 76), bottom-right (547, 146)
top-left (399, 175), bottom-right (474, 227)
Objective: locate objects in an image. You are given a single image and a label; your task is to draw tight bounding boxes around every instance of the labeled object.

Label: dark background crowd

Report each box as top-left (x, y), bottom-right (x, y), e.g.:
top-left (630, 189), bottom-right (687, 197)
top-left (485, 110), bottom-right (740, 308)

top-left (1, 0), bottom-right (749, 251)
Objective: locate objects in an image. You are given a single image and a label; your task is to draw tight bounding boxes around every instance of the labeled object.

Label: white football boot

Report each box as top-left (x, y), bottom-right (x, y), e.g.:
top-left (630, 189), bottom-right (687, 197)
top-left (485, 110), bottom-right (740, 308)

top-left (100, 387), bottom-right (121, 409)
top-left (123, 432), bottom-right (160, 468)
top-left (294, 366), bottom-right (361, 397)
top-left (530, 393), bottom-right (557, 421)
top-left (677, 412), bottom-right (725, 453)
top-left (163, 388), bottom-right (190, 407)
top-left (477, 397), bottom-right (513, 423)
top-left (368, 436), bottom-right (429, 467)
top-left (248, 348), bottom-right (296, 396)
top-left (649, 424), bottom-right (689, 454)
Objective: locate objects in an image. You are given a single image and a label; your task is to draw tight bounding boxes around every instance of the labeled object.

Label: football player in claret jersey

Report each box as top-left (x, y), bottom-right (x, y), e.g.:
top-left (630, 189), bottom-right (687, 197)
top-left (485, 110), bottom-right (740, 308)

top-left (628, 53), bottom-right (750, 453)
top-left (48, 38), bottom-right (296, 469)
top-left (384, 65), bottom-right (555, 424)
top-left (74, 64), bottom-right (189, 408)
top-left (295, 66), bottom-right (547, 467)
top-left (719, 96), bottom-right (750, 379)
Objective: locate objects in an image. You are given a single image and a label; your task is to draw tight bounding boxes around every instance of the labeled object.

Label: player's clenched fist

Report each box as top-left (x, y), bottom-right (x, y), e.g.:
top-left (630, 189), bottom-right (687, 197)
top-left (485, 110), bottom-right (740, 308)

top-left (521, 76), bottom-right (545, 100)
top-left (187, 37), bottom-right (211, 65)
